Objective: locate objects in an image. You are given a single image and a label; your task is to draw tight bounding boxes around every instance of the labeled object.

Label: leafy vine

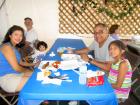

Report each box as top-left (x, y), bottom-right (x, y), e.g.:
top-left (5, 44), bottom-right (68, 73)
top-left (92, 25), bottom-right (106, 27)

top-left (72, 0), bottom-right (140, 19)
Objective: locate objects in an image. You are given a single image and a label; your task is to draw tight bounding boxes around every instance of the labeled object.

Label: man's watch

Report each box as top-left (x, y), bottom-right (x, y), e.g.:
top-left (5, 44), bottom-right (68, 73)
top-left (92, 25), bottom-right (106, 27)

top-left (88, 58), bottom-right (93, 63)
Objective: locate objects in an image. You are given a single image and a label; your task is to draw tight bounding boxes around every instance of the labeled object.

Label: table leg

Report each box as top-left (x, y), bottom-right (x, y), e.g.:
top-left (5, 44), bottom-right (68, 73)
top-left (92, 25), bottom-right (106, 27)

top-left (57, 101), bottom-right (59, 105)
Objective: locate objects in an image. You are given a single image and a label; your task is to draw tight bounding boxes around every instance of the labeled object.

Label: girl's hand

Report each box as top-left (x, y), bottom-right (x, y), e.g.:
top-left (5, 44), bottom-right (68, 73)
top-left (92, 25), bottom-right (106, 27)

top-left (80, 54), bottom-right (89, 62)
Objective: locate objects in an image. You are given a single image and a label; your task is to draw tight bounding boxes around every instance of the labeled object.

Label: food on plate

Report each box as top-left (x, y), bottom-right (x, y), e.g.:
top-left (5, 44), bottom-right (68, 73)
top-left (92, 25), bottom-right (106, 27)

top-left (52, 61), bottom-right (61, 68)
top-left (57, 52), bottom-right (63, 56)
top-left (42, 62), bottom-right (49, 69)
top-left (44, 71), bottom-right (51, 77)
top-left (57, 47), bottom-right (66, 56)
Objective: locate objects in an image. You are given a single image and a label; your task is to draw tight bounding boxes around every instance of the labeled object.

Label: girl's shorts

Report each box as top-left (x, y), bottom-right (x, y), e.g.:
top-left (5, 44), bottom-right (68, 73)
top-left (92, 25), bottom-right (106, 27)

top-left (0, 73), bottom-right (23, 92)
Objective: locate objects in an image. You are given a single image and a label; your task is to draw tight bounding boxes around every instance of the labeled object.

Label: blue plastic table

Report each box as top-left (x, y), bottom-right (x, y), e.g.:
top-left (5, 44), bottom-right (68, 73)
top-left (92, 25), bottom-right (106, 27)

top-left (18, 38), bottom-right (118, 105)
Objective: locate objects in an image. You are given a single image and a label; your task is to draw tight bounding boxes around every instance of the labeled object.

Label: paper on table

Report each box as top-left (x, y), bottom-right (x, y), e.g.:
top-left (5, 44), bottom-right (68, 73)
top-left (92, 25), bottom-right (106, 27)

top-left (54, 72), bottom-right (60, 76)
top-left (61, 54), bottom-right (92, 65)
top-left (42, 77), bottom-right (62, 85)
top-left (59, 60), bottom-right (80, 70)
top-left (37, 72), bottom-right (45, 81)
top-left (61, 54), bottom-right (81, 61)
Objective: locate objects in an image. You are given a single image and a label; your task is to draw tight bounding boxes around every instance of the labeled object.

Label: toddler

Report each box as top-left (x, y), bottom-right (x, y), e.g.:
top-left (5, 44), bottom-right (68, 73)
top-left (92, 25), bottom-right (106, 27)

top-left (32, 41), bottom-right (48, 62)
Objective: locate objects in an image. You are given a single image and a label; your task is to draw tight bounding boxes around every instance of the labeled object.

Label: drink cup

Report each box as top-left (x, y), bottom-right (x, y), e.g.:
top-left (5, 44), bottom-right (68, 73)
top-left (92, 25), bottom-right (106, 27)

top-left (79, 65), bottom-right (87, 85)
top-left (79, 73), bottom-right (87, 85)
top-left (79, 65), bottom-right (87, 74)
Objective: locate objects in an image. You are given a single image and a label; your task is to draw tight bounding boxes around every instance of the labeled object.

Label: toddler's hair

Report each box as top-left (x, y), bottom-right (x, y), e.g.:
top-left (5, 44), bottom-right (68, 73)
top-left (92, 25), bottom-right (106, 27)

top-left (37, 41), bottom-right (48, 50)
top-left (108, 40), bottom-right (126, 51)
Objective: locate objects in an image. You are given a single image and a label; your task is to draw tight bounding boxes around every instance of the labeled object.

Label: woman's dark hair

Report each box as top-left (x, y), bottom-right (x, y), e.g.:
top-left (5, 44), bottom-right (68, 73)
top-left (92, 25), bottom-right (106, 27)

top-left (108, 40), bottom-right (126, 51)
top-left (2, 25), bottom-right (25, 48)
top-left (37, 41), bottom-right (48, 50)
top-left (109, 24), bottom-right (119, 34)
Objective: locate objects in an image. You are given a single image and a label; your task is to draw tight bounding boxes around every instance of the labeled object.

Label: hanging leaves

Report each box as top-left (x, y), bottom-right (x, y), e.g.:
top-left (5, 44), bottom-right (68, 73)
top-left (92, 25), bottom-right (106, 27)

top-left (71, 0), bottom-right (140, 19)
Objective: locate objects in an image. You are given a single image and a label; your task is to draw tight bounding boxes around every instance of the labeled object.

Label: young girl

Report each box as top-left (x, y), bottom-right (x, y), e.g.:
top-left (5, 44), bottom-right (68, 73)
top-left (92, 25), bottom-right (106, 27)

top-left (108, 40), bottom-right (132, 100)
top-left (32, 41), bottom-right (48, 62)
top-left (82, 40), bottom-right (132, 101)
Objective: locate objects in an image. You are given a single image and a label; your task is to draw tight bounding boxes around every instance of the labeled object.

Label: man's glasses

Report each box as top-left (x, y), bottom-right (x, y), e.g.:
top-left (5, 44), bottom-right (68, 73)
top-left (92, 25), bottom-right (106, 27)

top-left (94, 30), bottom-right (104, 36)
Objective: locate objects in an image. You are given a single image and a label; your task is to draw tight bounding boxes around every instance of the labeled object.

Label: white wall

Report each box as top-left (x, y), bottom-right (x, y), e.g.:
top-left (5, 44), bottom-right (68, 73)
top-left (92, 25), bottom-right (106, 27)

top-left (0, 0), bottom-right (93, 48)
top-left (0, 0), bottom-right (9, 38)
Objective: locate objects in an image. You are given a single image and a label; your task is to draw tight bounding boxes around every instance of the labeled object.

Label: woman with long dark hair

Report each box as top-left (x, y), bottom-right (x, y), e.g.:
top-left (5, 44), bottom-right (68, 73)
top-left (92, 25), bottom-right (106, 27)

top-left (0, 25), bottom-right (38, 92)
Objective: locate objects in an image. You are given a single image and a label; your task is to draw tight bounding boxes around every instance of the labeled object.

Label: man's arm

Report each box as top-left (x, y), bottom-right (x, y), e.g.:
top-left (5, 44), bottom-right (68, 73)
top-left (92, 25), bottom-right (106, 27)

top-left (80, 54), bottom-right (111, 71)
top-left (74, 47), bottom-right (90, 54)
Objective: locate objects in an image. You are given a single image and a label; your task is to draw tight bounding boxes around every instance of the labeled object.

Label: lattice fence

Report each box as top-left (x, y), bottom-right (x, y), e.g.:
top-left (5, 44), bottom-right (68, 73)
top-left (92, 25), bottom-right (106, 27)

top-left (59, 0), bottom-right (140, 38)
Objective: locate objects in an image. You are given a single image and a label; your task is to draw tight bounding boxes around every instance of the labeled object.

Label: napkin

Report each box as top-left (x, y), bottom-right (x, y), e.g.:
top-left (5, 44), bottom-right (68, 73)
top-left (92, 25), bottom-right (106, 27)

top-left (37, 72), bottom-right (45, 81)
top-left (42, 77), bottom-right (62, 85)
top-left (59, 60), bottom-right (80, 70)
top-left (61, 54), bottom-right (81, 61)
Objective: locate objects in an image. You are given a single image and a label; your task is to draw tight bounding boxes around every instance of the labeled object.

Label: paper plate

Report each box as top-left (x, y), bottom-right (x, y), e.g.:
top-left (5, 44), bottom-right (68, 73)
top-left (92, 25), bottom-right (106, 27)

top-left (59, 60), bottom-right (80, 70)
top-left (61, 54), bottom-right (81, 60)
top-left (38, 61), bottom-right (59, 71)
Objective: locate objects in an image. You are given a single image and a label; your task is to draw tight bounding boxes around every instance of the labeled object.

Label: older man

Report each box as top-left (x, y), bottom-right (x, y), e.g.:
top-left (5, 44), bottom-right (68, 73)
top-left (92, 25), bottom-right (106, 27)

top-left (24, 17), bottom-right (38, 47)
top-left (20, 17), bottom-right (39, 60)
top-left (73, 23), bottom-right (114, 70)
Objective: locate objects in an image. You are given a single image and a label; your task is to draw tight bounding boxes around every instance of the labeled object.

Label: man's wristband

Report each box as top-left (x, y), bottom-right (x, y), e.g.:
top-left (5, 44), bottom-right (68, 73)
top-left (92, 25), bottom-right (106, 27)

top-left (88, 58), bottom-right (93, 63)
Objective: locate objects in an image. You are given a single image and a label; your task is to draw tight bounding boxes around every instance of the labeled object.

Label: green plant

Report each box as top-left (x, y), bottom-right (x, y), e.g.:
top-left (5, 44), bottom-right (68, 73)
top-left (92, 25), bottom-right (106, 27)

top-left (72, 0), bottom-right (140, 19)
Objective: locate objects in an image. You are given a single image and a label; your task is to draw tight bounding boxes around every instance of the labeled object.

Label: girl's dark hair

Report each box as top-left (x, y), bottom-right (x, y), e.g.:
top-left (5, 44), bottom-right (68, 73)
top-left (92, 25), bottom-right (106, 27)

top-left (109, 24), bottom-right (119, 34)
top-left (2, 25), bottom-right (25, 48)
top-left (108, 40), bottom-right (126, 51)
top-left (37, 41), bottom-right (48, 50)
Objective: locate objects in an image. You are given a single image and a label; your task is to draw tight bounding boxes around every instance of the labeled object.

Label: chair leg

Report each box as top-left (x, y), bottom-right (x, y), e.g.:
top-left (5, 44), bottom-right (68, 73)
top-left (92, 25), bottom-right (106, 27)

top-left (10, 96), bottom-right (16, 103)
top-left (12, 98), bottom-right (18, 105)
top-left (0, 94), bottom-right (12, 105)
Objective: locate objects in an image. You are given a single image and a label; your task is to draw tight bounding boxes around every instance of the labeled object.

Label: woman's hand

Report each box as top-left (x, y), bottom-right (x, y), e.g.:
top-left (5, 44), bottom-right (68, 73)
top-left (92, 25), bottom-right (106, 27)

top-left (34, 60), bottom-right (41, 67)
top-left (80, 54), bottom-right (89, 62)
top-left (24, 69), bottom-right (33, 76)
